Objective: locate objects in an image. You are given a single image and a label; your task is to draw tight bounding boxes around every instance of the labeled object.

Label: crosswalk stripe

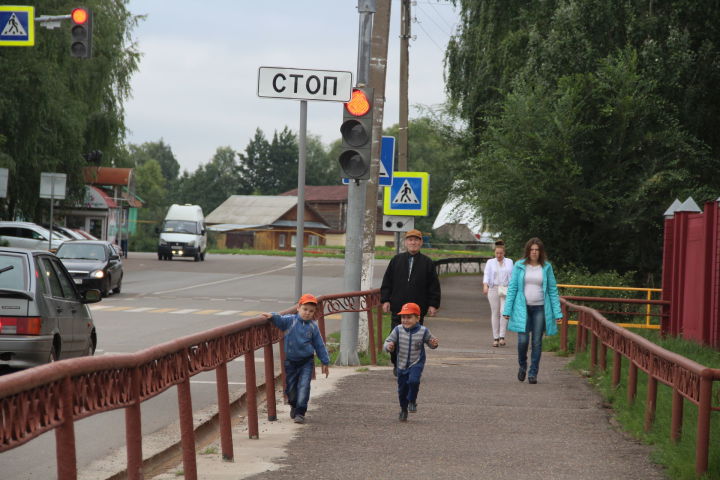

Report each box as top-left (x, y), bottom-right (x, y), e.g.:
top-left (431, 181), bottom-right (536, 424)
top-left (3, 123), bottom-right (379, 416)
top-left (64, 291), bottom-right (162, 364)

top-left (149, 308), bottom-right (176, 313)
top-left (325, 314), bottom-right (341, 320)
top-left (192, 309), bottom-right (222, 315)
top-left (89, 305), bottom-right (112, 310)
top-left (102, 306), bottom-right (133, 312)
top-left (126, 307), bottom-right (155, 312)
top-left (171, 309), bottom-right (199, 314)
top-left (215, 310), bottom-right (241, 316)
top-left (239, 310), bottom-right (265, 317)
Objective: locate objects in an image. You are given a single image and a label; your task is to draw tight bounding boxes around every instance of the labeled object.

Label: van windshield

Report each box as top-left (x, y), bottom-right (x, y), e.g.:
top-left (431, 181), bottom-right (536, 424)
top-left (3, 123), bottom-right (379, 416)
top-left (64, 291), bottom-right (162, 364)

top-left (162, 220), bottom-right (200, 234)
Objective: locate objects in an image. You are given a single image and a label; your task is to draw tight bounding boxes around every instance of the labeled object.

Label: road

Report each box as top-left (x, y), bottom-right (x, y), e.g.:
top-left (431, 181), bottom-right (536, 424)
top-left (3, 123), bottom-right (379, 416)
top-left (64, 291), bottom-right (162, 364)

top-left (0, 252), bottom-right (388, 480)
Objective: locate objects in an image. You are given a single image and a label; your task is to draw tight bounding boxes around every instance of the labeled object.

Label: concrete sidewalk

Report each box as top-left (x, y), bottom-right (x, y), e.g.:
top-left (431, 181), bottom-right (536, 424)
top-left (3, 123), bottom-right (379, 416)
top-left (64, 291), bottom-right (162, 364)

top-left (154, 275), bottom-right (668, 479)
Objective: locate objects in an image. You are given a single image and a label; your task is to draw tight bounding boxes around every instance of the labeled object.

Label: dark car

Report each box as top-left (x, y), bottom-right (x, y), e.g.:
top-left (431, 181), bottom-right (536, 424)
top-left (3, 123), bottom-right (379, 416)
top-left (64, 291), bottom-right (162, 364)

top-left (55, 240), bottom-right (123, 297)
top-left (0, 247), bottom-right (100, 368)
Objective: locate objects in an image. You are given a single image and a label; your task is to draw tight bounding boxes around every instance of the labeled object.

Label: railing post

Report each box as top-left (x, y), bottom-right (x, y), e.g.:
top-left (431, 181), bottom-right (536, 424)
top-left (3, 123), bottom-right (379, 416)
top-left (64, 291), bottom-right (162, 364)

top-left (215, 360), bottom-right (233, 461)
top-left (263, 329), bottom-right (277, 421)
top-left (125, 367), bottom-right (143, 479)
top-left (317, 300), bottom-right (326, 342)
top-left (177, 354), bottom-right (198, 480)
top-left (244, 350), bottom-right (259, 439)
top-left (599, 342), bottom-right (607, 371)
top-left (612, 350), bottom-right (622, 388)
top-left (367, 305), bottom-right (377, 365)
top-left (55, 376), bottom-right (77, 480)
top-left (560, 303), bottom-right (568, 352)
top-left (644, 374), bottom-right (657, 432)
top-left (590, 331), bottom-right (598, 372)
top-left (627, 361), bottom-right (638, 404)
top-left (695, 374), bottom-right (712, 475)
top-left (376, 304), bottom-right (384, 354)
top-left (671, 388), bottom-right (683, 443)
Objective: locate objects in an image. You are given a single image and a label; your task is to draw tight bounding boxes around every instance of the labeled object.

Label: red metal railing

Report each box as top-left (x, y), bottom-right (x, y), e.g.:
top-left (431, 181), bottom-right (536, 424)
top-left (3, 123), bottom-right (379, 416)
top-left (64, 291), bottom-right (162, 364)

top-left (561, 298), bottom-right (720, 476)
top-left (0, 289), bottom-right (382, 480)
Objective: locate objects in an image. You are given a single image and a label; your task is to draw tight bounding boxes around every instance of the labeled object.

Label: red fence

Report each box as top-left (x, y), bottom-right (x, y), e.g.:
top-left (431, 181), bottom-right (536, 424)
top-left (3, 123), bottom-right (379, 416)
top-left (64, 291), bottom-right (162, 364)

top-left (0, 289), bottom-right (382, 480)
top-left (561, 298), bottom-right (720, 476)
top-left (662, 199), bottom-right (720, 347)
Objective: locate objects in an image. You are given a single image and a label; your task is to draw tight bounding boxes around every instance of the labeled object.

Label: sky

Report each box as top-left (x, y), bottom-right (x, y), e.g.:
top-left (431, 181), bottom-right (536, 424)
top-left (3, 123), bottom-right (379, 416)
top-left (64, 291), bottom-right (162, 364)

top-left (123, 0), bottom-right (459, 174)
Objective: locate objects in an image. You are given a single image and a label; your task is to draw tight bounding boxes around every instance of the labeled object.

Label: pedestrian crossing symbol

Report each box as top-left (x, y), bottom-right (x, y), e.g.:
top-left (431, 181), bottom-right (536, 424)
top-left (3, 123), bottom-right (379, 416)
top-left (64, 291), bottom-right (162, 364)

top-left (0, 6), bottom-right (34, 46)
top-left (384, 171), bottom-right (429, 216)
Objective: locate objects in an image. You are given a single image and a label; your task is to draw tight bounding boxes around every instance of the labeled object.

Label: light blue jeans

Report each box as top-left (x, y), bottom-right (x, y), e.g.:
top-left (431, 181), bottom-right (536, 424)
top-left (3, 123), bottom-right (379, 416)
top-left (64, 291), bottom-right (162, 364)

top-left (517, 305), bottom-right (545, 377)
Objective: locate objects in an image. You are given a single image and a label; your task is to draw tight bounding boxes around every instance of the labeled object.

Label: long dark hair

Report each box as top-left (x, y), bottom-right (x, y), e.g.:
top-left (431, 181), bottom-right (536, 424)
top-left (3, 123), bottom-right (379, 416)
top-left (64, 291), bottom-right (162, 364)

top-left (523, 237), bottom-right (546, 265)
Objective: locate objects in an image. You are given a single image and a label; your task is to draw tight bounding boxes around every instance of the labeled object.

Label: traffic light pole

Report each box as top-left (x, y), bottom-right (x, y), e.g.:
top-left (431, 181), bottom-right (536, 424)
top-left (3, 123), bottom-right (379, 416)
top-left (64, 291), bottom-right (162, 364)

top-left (337, 0), bottom-right (376, 366)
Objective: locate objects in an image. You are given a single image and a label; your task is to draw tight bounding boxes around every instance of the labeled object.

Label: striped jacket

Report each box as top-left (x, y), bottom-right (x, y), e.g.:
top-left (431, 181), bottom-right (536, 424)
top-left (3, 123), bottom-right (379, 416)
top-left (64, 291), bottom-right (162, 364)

top-left (384, 323), bottom-right (438, 369)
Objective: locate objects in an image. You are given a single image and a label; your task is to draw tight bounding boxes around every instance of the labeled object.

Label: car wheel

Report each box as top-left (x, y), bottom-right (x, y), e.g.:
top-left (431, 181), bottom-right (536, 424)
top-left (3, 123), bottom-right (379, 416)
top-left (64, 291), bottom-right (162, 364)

top-left (158, 254), bottom-right (163, 260)
top-left (49, 342), bottom-right (59, 363)
top-left (102, 278), bottom-right (111, 297)
top-left (85, 331), bottom-right (97, 356)
top-left (194, 252), bottom-right (200, 262)
top-left (200, 252), bottom-right (205, 261)
top-left (112, 275), bottom-right (122, 294)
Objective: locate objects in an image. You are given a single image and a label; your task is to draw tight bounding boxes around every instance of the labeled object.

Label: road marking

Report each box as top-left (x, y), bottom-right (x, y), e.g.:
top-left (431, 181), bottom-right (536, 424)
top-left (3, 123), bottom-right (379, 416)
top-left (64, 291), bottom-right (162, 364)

top-left (89, 305), bottom-right (112, 310)
top-left (171, 309), bottom-right (199, 314)
top-left (239, 310), bottom-right (264, 316)
top-left (126, 307), bottom-right (155, 312)
top-left (193, 309), bottom-right (222, 315)
top-left (152, 263), bottom-right (295, 295)
top-left (149, 307), bottom-right (176, 313)
top-left (215, 310), bottom-right (241, 316)
top-left (325, 314), bottom-right (341, 320)
top-left (101, 306), bottom-right (133, 312)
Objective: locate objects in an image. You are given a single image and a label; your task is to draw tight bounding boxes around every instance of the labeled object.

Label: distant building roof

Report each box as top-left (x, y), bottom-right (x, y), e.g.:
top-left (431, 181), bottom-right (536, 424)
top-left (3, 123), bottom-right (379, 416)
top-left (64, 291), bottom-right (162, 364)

top-left (432, 189), bottom-right (498, 243)
top-left (205, 195), bottom-right (329, 232)
top-left (280, 185), bottom-right (348, 202)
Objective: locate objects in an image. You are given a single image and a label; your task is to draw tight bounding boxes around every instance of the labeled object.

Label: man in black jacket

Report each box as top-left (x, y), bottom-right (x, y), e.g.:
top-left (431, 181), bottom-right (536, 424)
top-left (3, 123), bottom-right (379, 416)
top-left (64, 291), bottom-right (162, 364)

top-left (380, 229), bottom-right (441, 374)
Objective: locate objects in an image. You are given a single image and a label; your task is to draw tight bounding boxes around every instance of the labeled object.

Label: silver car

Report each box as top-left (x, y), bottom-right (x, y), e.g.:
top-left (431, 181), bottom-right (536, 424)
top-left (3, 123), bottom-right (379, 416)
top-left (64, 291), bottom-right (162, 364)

top-left (0, 247), bottom-right (101, 368)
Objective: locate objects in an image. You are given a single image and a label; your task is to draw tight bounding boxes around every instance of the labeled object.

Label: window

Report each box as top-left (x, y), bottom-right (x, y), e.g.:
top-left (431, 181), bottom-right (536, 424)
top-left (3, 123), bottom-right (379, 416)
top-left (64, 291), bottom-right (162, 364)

top-left (39, 257), bottom-right (64, 298)
top-left (49, 258), bottom-right (77, 300)
top-left (309, 235), bottom-right (320, 247)
top-left (290, 234), bottom-right (297, 248)
top-left (279, 234), bottom-right (286, 249)
top-left (0, 227), bottom-right (17, 236)
top-left (0, 254), bottom-right (28, 290)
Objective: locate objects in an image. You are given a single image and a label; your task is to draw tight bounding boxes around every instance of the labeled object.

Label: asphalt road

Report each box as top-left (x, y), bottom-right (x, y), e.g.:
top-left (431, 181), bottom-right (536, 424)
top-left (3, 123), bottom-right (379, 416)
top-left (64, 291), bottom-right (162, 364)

top-left (0, 252), bottom-right (388, 480)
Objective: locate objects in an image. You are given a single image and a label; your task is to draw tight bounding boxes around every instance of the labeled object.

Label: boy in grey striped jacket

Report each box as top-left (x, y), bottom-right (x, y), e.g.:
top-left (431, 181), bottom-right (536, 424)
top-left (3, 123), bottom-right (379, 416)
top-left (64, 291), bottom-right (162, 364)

top-left (384, 302), bottom-right (439, 422)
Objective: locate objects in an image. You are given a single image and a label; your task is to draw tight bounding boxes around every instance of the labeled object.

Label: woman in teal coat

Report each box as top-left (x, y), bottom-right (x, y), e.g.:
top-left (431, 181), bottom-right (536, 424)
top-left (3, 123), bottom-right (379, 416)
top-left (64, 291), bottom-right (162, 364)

top-left (502, 238), bottom-right (562, 384)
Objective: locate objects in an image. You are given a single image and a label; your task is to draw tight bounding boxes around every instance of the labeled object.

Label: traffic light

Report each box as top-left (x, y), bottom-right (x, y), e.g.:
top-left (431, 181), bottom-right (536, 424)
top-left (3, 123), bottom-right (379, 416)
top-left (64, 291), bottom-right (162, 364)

top-left (70, 7), bottom-right (92, 58)
top-left (339, 87), bottom-right (374, 180)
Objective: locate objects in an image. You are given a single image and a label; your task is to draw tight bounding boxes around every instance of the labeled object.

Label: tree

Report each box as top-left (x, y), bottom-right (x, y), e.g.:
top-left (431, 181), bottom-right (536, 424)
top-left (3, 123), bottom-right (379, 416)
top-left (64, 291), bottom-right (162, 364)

top-left (445, 0), bottom-right (720, 280)
top-left (176, 146), bottom-right (244, 214)
top-left (0, 0), bottom-right (140, 220)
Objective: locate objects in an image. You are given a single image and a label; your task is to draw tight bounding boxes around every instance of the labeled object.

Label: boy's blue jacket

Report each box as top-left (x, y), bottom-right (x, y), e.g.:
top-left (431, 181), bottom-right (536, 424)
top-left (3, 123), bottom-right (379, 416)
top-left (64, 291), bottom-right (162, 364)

top-left (502, 259), bottom-right (562, 336)
top-left (270, 313), bottom-right (330, 365)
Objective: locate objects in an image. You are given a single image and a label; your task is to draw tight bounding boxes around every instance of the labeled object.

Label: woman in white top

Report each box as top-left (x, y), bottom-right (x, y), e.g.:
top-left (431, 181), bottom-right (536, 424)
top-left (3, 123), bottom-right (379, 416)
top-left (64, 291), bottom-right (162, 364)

top-left (483, 241), bottom-right (513, 347)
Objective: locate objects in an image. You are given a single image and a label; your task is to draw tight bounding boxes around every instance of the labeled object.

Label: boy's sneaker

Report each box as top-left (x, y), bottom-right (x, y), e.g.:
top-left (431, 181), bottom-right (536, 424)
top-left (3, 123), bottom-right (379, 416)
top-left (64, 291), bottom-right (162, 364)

top-left (408, 402), bottom-right (417, 413)
top-left (293, 414), bottom-right (305, 424)
top-left (289, 407), bottom-right (296, 419)
top-left (399, 409), bottom-right (408, 422)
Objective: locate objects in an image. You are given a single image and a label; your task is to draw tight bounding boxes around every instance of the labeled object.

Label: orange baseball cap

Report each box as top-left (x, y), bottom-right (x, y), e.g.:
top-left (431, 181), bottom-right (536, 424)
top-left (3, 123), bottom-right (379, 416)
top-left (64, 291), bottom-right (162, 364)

top-left (398, 302), bottom-right (421, 316)
top-left (405, 229), bottom-right (423, 239)
top-left (298, 294), bottom-right (318, 305)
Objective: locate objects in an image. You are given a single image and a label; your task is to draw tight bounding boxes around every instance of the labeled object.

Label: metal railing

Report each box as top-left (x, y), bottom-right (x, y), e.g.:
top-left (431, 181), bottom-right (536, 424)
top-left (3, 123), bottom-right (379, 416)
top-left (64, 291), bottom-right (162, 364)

top-left (0, 290), bottom-right (381, 480)
top-left (561, 298), bottom-right (720, 476)
top-left (434, 256), bottom-right (490, 275)
top-left (558, 284), bottom-right (663, 328)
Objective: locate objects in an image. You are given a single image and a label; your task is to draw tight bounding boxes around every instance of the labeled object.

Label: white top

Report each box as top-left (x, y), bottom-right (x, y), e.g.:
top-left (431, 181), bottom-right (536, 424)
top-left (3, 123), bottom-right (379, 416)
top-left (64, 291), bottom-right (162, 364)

top-left (524, 264), bottom-right (544, 305)
top-left (483, 257), bottom-right (514, 288)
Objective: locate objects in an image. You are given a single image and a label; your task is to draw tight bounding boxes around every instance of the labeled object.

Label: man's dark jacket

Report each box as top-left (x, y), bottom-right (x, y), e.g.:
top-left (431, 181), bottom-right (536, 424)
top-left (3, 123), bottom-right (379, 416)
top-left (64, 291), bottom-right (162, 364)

top-left (380, 251), bottom-right (441, 316)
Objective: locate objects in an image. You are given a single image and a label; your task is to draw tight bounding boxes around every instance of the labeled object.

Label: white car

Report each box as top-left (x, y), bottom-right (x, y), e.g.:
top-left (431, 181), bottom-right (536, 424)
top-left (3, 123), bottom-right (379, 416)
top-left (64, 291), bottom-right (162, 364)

top-left (0, 222), bottom-right (67, 251)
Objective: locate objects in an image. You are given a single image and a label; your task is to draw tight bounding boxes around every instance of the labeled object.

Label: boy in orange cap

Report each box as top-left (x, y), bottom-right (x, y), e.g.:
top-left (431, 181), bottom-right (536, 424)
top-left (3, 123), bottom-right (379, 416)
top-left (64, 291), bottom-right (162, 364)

top-left (262, 294), bottom-right (330, 424)
top-left (383, 302), bottom-right (439, 421)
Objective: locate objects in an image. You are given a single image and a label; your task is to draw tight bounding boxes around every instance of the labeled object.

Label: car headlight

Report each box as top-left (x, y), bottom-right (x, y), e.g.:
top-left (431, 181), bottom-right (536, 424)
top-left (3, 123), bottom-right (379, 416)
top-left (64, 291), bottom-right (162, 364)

top-left (90, 270), bottom-right (105, 279)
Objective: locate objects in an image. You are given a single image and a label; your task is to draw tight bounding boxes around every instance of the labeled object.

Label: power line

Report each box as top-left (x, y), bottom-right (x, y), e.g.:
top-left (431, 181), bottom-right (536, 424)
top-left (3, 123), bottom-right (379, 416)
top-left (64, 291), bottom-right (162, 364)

top-left (415, 4), bottom-right (452, 37)
top-left (426, 1), bottom-right (456, 31)
top-left (413, 18), bottom-right (446, 53)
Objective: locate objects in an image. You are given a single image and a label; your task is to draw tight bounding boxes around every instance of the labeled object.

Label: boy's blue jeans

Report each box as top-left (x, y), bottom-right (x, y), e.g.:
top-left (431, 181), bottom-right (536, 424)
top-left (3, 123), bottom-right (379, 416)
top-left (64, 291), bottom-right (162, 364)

top-left (517, 305), bottom-right (545, 377)
top-left (285, 356), bottom-right (314, 415)
top-left (397, 363), bottom-right (424, 409)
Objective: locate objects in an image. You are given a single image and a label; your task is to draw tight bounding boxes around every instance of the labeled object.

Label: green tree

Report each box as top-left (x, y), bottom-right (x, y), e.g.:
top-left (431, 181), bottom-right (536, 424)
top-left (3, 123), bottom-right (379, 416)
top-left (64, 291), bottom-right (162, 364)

top-left (176, 146), bottom-right (244, 214)
top-left (237, 127), bottom-right (299, 194)
top-left (0, 0), bottom-right (140, 220)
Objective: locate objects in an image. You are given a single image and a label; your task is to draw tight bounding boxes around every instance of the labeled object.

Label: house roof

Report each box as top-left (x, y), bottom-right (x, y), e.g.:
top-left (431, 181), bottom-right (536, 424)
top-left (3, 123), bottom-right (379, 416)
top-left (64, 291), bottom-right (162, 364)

top-left (205, 195), bottom-right (330, 231)
top-left (432, 190), bottom-right (498, 243)
top-left (280, 185), bottom-right (348, 202)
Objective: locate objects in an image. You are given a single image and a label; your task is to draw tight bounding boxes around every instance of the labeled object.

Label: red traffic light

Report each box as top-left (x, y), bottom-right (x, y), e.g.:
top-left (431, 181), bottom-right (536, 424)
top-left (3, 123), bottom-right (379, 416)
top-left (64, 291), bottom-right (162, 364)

top-left (344, 89), bottom-right (371, 117)
top-left (71, 8), bottom-right (89, 24)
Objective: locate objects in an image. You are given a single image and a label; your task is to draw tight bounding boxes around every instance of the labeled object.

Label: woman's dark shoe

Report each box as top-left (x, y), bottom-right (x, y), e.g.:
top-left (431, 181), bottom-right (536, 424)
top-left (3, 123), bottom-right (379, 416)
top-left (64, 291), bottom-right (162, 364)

top-left (517, 368), bottom-right (526, 382)
top-left (408, 402), bottom-right (417, 413)
top-left (528, 376), bottom-right (537, 384)
top-left (399, 409), bottom-right (408, 422)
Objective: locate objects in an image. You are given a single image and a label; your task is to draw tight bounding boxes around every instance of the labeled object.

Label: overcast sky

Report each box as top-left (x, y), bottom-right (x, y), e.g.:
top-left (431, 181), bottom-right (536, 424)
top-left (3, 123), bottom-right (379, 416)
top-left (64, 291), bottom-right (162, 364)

top-left (123, 1), bottom-right (459, 174)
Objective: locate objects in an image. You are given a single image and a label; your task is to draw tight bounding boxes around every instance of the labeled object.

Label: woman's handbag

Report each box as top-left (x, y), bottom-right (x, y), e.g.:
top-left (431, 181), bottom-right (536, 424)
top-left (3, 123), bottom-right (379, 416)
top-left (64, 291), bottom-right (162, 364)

top-left (498, 285), bottom-right (508, 297)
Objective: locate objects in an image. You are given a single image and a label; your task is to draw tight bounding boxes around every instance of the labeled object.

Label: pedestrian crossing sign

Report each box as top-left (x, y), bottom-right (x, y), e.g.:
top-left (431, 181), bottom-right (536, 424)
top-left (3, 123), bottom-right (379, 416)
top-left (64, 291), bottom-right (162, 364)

top-left (0, 6), bottom-right (34, 46)
top-left (383, 172), bottom-right (429, 216)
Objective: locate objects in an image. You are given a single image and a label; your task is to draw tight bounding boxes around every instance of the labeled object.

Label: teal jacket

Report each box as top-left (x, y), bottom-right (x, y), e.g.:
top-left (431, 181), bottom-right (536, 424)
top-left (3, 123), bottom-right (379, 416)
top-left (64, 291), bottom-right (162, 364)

top-left (502, 259), bottom-right (562, 335)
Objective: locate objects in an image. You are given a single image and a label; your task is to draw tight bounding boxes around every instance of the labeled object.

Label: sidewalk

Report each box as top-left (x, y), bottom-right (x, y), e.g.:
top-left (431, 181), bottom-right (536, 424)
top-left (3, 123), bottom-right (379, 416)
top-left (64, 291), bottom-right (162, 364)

top-left (155, 276), bottom-right (668, 480)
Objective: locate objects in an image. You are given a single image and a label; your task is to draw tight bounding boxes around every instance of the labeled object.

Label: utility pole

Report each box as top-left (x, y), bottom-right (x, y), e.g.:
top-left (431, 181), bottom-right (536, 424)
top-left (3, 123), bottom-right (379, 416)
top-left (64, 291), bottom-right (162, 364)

top-left (396, 0), bottom-right (411, 253)
top-left (337, 0), bottom-right (376, 366)
top-left (359, 0), bottom-right (392, 351)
